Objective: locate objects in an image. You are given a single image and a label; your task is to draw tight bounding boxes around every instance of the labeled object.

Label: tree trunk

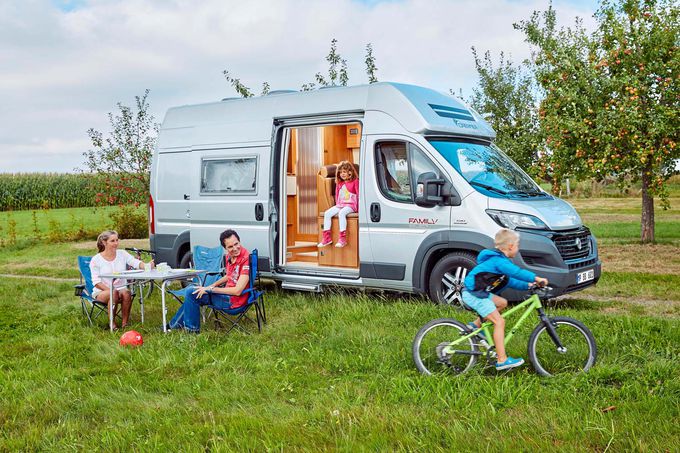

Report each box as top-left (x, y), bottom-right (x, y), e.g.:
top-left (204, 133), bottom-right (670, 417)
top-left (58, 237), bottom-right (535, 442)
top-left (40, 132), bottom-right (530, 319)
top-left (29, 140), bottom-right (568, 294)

top-left (640, 169), bottom-right (655, 243)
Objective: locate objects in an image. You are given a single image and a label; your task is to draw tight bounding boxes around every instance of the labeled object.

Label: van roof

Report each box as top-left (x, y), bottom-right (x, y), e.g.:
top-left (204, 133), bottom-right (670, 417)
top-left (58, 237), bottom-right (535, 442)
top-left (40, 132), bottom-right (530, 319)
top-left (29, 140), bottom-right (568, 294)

top-left (158, 82), bottom-right (495, 150)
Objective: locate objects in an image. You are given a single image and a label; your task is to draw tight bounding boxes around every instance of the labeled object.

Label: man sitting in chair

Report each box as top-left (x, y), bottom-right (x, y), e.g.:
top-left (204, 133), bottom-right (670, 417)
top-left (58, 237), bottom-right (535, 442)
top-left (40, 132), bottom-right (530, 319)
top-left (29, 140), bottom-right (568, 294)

top-left (168, 229), bottom-right (250, 333)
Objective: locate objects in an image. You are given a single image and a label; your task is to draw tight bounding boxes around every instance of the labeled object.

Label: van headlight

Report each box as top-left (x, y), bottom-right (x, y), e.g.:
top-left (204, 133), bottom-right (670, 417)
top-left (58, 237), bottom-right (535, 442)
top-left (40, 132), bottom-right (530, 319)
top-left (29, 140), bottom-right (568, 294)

top-left (486, 209), bottom-right (548, 230)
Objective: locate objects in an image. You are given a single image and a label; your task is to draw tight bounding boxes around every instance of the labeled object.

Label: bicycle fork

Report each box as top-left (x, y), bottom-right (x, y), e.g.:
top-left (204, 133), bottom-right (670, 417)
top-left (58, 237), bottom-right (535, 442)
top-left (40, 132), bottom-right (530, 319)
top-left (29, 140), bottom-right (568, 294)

top-left (537, 308), bottom-right (567, 353)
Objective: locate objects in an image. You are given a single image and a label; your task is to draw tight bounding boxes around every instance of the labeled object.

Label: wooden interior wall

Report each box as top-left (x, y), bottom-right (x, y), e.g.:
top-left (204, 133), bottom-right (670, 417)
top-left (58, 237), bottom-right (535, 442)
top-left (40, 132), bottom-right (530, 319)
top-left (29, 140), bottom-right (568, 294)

top-left (286, 129), bottom-right (297, 246)
top-left (323, 125), bottom-right (350, 166)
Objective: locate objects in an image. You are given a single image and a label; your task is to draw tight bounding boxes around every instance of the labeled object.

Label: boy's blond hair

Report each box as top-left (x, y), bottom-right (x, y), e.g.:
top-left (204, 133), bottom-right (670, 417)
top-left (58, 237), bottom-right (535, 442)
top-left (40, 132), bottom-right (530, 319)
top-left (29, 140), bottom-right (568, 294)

top-left (494, 228), bottom-right (520, 249)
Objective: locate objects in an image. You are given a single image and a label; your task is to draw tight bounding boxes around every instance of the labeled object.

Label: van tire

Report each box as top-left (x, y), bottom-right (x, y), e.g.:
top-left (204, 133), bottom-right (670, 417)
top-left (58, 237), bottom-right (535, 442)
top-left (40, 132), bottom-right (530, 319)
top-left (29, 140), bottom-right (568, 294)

top-left (428, 252), bottom-right (477, 307)
top-left (179, 250), bottom-right (193, 288)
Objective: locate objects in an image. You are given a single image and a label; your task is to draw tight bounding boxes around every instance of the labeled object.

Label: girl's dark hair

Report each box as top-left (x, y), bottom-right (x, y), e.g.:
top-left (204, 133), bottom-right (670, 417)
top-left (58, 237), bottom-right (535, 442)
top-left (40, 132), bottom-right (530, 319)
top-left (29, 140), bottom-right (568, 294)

top-left (335, 160), bottom-right (357, 183)
top-left (219, 229), bottom-right (240, 246)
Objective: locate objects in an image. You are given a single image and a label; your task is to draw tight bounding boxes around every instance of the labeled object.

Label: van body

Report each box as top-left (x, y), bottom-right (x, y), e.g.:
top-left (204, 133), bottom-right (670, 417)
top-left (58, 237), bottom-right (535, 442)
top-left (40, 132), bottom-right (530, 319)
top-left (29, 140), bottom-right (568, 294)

top-left (150, 82), bottom-right (601, 304)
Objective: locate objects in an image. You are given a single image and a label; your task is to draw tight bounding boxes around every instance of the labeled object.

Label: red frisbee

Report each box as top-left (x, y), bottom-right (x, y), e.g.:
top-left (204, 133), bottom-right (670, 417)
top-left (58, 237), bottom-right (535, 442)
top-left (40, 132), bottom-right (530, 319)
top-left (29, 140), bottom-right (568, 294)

top-left (119, 330), bottom-right (143, 347)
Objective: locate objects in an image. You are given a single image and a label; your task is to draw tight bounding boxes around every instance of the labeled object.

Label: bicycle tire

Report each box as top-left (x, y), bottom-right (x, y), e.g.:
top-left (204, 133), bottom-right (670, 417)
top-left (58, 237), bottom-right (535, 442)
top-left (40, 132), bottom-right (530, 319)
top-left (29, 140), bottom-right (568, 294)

top-left (412, 318), bottom-right (479, 376)
top-left (527, 316), bottom-right (597, 377)
top-left (141, 281), bottom-right (154, 299)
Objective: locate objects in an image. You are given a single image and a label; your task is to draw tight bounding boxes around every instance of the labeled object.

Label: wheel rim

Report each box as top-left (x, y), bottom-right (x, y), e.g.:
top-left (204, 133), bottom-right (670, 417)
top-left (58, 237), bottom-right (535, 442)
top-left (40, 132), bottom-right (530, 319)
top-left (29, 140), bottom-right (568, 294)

top-left (531, 321), bottom-right (594, 375)
top-left (415, 322), bottom-right (477, 375)
top-left (440, 267), bottom-right (468, 306)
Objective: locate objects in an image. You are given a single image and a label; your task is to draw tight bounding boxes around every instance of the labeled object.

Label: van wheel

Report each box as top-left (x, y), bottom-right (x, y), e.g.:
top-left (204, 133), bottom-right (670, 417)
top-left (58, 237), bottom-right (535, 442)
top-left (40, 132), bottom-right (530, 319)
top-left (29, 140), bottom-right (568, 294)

top-left (179, 251), bottom-right (193, 288)
top-left (428, 252), bottom-right (477, 307)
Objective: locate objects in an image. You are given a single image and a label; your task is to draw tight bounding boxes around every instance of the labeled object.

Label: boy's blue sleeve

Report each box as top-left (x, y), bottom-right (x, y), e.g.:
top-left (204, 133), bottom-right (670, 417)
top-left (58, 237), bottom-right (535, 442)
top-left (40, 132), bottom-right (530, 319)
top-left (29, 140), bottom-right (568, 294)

top-left (507, 277), bottom-right (531, 290)
top-left (496, 258), bottom-right (536, 282)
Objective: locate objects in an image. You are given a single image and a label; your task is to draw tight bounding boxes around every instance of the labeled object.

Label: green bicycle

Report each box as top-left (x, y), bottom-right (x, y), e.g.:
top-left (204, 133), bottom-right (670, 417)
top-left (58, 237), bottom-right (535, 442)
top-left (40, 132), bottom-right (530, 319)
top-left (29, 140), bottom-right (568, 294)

top-left (412, 287), bottom-right (597, 376)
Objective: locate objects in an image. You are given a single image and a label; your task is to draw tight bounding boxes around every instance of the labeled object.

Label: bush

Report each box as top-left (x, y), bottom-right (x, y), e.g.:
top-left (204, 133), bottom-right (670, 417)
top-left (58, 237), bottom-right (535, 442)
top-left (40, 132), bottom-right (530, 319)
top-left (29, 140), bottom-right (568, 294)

top-left (109, 205), bottom-right (148, 239)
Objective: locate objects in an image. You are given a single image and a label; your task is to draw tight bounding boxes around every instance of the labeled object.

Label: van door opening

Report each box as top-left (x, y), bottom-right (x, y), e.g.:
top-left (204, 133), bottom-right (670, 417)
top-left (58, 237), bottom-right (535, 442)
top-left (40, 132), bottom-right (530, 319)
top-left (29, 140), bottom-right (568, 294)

top-left (281, 123), bottom-right (362, 271)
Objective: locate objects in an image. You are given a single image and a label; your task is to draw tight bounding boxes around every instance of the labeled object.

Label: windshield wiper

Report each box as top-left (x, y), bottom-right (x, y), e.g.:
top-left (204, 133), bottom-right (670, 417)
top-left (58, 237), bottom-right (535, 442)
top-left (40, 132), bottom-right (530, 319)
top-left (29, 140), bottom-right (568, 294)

top-left (470, 181), bottom-right (509, 195)
top-left (508, 189), bottom-right (548, 197)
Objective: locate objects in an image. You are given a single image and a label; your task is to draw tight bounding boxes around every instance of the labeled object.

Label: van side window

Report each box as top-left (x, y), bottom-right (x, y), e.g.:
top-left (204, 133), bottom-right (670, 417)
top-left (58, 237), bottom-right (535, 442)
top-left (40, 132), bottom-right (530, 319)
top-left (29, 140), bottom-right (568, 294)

top-left (376, 142), bottom-right (411, 202)
top-left (201, 157), bottom-right (257, 194)
top-left (375, 141), bottom-right (441, 203)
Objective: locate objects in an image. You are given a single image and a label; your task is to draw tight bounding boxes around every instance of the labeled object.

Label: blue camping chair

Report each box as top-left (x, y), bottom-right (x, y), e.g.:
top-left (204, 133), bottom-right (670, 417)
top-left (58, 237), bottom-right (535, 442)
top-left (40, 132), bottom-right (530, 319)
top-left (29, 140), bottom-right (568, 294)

top-left (211, 248), bottom-right (266, 334)
top-left (167, 245), bottom-right (226, 318)
top-left (75, 256), bottom-right (130, 327)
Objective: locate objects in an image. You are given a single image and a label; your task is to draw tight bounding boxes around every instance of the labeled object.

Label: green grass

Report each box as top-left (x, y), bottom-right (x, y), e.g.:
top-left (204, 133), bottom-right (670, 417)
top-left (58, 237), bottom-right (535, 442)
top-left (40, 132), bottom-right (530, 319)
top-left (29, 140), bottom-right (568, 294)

top-left (0, 278), bottom-right (678, 451)
top-left (0, 205), bottom-right (147, 248)
top-left (589, 221), bottom-right (680, 240)
top-left (0, 204), bottom-right (679, 450)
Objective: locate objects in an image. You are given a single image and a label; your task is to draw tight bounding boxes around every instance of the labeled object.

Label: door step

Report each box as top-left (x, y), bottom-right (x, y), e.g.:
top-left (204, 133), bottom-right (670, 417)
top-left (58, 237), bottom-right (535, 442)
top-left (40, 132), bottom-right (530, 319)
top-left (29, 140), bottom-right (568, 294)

top-left (281, 281), bottom-right (322, 292)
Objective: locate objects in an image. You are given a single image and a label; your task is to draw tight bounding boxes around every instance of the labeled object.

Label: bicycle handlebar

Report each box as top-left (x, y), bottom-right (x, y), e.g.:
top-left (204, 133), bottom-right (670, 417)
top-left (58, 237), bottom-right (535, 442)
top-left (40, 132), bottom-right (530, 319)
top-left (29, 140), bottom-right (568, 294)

top-left (529, 285), bottom-right (553, 296)
top-left (124, 247), bottom-right (157, 257)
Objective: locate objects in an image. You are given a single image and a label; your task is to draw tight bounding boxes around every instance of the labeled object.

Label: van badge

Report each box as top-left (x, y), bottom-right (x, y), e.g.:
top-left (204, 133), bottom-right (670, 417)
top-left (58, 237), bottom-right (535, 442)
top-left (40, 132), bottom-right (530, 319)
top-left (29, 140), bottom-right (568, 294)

top-left (454, 219), bottom-right (467, 224)
top-left (409, 218), bottom-right (438, 225)
top-left (575, 237), bottom-right (582, 250)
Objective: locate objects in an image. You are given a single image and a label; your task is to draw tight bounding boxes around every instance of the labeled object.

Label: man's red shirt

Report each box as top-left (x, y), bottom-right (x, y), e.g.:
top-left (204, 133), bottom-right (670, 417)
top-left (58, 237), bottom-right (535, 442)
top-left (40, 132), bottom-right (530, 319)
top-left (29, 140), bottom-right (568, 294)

top-left (224, 247), bottom-right (250, 308)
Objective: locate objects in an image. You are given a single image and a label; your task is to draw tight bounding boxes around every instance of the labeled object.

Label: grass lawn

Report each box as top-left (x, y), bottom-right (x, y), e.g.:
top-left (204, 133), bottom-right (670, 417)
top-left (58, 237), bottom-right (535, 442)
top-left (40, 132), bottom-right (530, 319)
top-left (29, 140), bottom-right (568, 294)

top-left (1, 199), bottom-right (679, 451)
top-left (1, 205), bottom-right (145, 244)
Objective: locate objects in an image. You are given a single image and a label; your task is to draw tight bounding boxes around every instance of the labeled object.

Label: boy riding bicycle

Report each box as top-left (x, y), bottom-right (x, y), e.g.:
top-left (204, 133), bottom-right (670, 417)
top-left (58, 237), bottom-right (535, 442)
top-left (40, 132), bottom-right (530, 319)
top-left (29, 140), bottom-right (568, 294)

top-left (463, 228), bottom-right (548, 371)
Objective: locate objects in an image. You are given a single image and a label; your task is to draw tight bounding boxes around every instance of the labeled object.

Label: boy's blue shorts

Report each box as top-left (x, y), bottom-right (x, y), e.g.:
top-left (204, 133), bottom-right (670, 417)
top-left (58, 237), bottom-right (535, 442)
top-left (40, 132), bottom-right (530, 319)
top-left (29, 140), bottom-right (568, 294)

top-left (462, 291), bottom-right (497, 318)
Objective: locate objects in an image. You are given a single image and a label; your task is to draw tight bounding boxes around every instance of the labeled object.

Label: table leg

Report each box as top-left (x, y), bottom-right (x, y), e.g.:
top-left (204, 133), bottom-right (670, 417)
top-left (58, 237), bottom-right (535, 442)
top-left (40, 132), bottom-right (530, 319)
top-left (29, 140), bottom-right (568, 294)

top-left (139, 281), bottom-right (145, 324)
top-left (162, 280), bottom-right (168, 333)
top-left (109, 285), bottom-right (115, 332)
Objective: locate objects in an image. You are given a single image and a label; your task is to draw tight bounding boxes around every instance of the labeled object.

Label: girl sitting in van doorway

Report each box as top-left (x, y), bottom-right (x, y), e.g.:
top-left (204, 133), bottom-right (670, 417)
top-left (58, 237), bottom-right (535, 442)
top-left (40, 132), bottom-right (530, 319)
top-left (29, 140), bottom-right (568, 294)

top-left (318, 161), bottom-right (359, 248)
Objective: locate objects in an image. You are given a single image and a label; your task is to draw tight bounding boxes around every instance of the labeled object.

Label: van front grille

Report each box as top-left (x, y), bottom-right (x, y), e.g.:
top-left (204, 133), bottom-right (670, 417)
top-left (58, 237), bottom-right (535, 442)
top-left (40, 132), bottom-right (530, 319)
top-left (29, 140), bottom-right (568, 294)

top-left (568, 258), bottom-right (597, 270)
top-left (553, 228), bottom-right (592, 261)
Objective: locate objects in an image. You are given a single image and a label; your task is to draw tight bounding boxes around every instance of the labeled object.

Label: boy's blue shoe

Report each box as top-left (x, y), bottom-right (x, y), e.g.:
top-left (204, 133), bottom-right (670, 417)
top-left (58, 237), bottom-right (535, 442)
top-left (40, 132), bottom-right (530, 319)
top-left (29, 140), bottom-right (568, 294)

top-left (495, 356), bottom-right (525, 371)
top-left (468, 322), bottom-right (486, 340)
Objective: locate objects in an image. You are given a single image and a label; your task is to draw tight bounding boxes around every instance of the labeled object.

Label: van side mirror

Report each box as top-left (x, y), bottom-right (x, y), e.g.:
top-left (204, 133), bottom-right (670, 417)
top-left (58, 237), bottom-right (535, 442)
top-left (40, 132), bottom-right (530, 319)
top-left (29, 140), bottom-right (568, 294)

top-left (415, 172), bottom-right (461, 208)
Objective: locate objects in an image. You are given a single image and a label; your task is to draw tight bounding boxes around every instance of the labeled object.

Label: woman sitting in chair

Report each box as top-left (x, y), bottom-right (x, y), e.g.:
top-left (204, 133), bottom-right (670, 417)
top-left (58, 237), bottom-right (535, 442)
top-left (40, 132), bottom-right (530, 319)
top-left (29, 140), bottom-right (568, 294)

top-left (168, 229), bottom-right (250, 333)
top-left (90, 230), bottom-right (153, 330)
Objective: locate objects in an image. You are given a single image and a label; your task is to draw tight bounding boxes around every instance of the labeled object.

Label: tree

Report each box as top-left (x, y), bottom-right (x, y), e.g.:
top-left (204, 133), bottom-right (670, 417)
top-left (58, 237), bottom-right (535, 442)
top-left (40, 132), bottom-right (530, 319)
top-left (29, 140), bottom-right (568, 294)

top-left (224, 39), bottom-right (379, 97)
top-left (222, 72), bottom-right (271, 97)
top-left (469, 48), bottom-right (542, 174)
top-left (365, 43), bottom-right (379, 83)
top-left (516, 0), bottom-right (679, 242)
top-left (314, 38), bottom-right (349, 87)
top-left (82, 90), bottom-right (158, 206)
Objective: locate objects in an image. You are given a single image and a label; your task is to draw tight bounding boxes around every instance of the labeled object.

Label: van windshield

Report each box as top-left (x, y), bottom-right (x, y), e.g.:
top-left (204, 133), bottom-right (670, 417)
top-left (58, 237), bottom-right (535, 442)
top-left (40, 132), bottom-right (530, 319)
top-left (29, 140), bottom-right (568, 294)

top-left (429, 140), bottom-right (549, 199)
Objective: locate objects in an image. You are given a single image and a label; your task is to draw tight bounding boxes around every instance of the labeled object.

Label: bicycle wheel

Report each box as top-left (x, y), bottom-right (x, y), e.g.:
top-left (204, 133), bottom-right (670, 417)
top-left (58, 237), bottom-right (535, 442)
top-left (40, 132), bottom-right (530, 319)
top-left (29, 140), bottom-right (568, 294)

top-left (528, 316), bottom-right (597, 377)
top-left (141, 281), bottom-right (154, 299)
top-left (412, 318), bottom-right (479, 376)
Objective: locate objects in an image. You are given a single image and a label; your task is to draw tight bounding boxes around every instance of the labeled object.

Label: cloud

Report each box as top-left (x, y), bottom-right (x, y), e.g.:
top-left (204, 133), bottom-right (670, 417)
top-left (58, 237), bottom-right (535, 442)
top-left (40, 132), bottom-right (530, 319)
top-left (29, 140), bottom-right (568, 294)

top-left (0, 0), bottom-right (597, 172)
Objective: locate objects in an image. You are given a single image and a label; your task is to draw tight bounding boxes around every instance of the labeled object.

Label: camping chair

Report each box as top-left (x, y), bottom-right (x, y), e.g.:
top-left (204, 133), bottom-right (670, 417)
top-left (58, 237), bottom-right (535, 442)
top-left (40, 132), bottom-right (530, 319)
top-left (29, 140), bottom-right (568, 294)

top-left (168, 245), bottom-right (226, 320)
top-left (75, 256), bottom-right (126, 327)
top-left (211, 248), bottom-right (265, 334)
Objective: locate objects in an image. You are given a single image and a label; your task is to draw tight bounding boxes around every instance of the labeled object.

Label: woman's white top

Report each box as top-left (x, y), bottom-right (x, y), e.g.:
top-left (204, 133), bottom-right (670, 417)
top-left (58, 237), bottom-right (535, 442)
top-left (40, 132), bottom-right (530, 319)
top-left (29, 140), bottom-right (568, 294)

top-left (89, 250), bottom-right (142, 296)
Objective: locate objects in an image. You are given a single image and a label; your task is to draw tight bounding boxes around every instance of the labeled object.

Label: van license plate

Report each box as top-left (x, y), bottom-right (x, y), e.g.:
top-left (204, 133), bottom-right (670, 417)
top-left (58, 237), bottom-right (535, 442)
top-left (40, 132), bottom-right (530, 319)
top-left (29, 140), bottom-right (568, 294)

top-left (576, 269), bottom-right (595, 284)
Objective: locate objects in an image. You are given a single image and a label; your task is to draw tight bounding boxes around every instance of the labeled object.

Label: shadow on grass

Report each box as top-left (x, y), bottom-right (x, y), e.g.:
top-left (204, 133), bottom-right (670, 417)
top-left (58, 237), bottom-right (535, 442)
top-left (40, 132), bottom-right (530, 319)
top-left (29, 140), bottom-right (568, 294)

top-left (543, 297), bottom-right (605, 311)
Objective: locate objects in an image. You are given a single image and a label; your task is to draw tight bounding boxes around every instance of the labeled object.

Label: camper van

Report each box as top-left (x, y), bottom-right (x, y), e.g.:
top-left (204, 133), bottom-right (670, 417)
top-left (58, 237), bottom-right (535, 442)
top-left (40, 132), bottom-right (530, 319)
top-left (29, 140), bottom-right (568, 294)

top-left (149, 82), bottom-right (600, 304)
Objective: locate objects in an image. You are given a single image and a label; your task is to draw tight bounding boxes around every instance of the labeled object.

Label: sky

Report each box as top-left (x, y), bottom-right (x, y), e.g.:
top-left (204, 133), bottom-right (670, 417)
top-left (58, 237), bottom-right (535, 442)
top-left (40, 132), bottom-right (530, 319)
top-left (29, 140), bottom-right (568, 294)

top-left (0, 0), bottom-right (599, 173)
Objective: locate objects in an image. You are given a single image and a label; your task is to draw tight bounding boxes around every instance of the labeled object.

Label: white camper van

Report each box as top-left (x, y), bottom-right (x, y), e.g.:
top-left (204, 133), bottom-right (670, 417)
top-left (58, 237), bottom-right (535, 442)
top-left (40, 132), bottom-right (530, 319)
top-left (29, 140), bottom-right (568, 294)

top-left (149, 82), bottom-right (600, 304)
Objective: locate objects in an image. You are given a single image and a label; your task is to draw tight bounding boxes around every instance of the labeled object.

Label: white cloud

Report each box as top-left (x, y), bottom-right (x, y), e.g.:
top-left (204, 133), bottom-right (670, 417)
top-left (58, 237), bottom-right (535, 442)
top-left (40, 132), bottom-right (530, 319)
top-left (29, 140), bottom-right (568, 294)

top-left (0, 0), bottom-right (597, 172)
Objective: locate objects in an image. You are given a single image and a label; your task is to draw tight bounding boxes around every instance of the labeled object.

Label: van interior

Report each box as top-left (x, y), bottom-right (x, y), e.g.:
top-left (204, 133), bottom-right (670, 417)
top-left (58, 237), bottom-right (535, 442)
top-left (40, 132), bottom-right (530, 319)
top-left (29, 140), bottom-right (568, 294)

top-left (281, 123), bottom-right (361, 271)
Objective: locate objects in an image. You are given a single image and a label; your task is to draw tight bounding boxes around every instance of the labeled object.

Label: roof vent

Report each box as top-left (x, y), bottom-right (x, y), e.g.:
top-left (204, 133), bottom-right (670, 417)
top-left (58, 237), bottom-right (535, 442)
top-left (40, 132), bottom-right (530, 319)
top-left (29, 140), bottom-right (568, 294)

top-left (221, 97), bottom-right (240, 101)
top-left (267, 90), bottom-right (297, 96)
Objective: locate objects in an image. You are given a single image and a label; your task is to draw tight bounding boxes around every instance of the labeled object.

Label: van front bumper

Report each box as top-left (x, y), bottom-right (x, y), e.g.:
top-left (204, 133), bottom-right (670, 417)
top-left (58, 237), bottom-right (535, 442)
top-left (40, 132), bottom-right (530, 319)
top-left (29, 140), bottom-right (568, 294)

top-left (501, 227), bottom-right (601, 300)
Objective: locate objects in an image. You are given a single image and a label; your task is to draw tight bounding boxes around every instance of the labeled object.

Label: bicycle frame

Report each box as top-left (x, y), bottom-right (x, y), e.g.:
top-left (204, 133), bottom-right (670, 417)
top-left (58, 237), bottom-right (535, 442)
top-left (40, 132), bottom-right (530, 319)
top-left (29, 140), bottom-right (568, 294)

top-left (443, 293), bottom-right (545, 355)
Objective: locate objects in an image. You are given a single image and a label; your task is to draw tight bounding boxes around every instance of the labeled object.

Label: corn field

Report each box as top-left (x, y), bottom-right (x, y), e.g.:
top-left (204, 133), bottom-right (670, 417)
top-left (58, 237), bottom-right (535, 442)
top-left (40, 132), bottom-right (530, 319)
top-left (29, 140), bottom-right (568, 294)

top-left (0, 173), bottom-right (144, 211)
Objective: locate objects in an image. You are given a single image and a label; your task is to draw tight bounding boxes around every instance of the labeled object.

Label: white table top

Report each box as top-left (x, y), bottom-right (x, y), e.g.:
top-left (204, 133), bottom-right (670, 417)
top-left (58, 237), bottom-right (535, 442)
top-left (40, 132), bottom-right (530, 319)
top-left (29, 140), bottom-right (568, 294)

top-left (99, 269), bottom-right (206, 280)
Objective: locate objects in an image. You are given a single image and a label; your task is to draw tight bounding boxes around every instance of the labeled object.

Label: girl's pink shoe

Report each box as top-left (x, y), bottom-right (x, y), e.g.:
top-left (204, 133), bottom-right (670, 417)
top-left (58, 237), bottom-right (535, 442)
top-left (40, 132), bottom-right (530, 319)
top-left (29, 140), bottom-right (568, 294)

top-left (318, 230), bottom-right (332, 247)
top-left (335, 231), bottom-right (347, 248)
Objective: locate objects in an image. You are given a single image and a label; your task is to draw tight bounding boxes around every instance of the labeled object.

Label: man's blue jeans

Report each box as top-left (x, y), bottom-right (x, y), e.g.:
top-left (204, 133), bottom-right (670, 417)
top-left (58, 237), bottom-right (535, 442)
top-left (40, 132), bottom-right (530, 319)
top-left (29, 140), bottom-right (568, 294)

top-left (168, 285), bottom-right (233, 332)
